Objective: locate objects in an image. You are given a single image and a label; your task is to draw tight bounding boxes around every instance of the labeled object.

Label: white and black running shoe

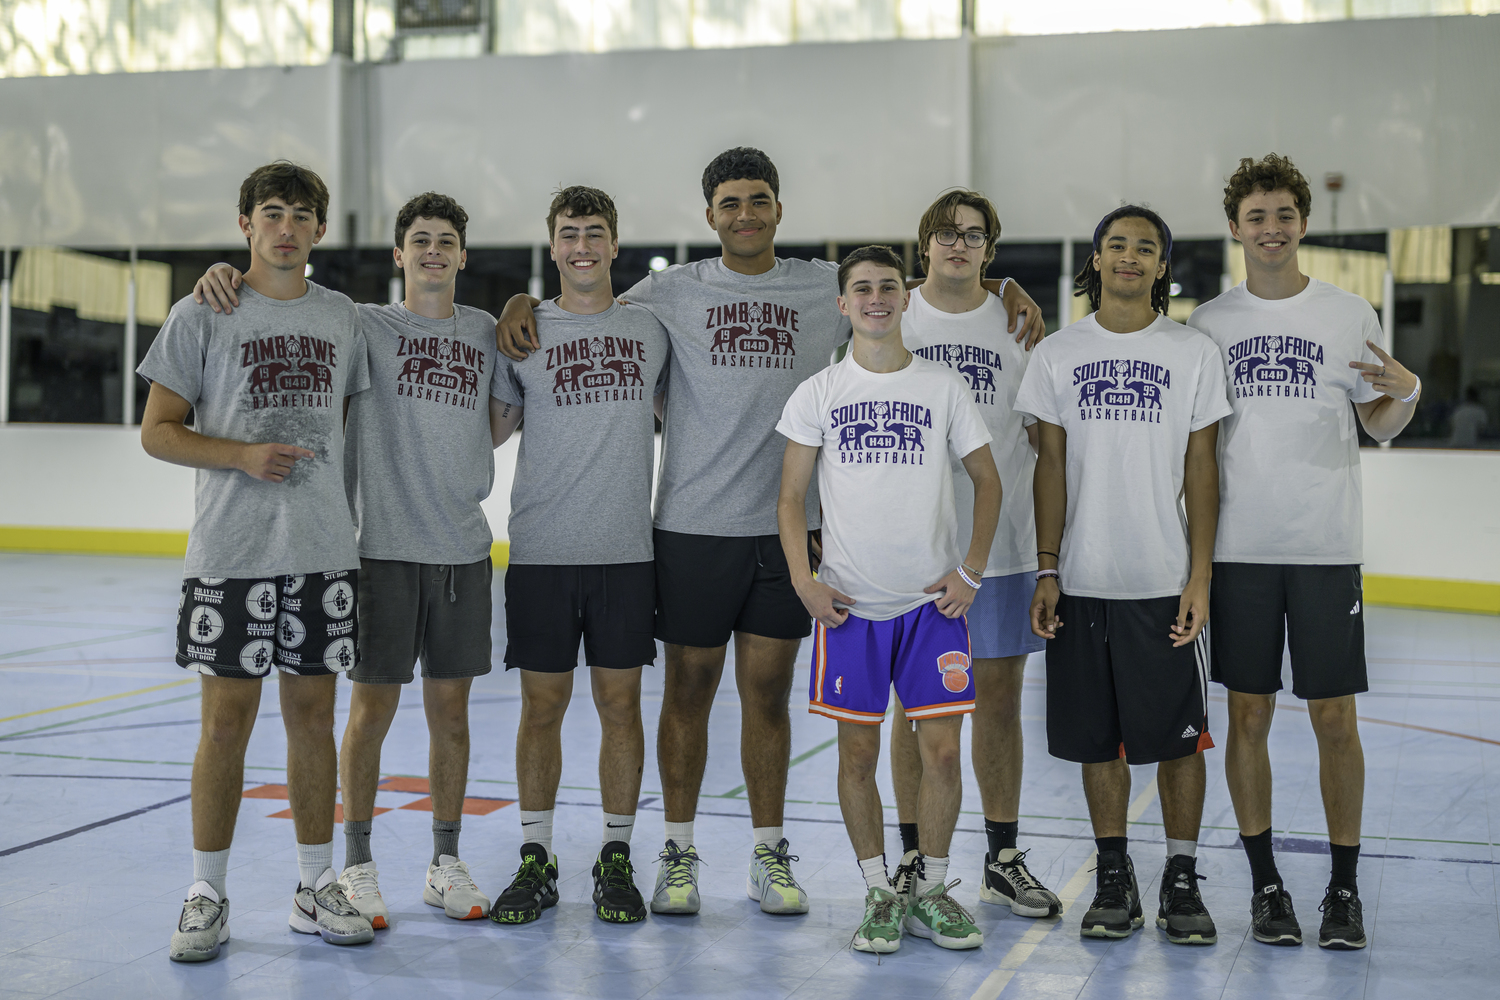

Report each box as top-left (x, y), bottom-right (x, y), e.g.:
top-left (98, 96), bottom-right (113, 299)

top-left (1250, 883), bottom-right (1302, 946)
top-left (1156, 855), bottom-right (1216, 945)
top-left (1081, 851), bottom-right (1143, 939)
top-left (980, 848), bottom-right (1061, 917)
top-left (169, 881), bottom-right (229, 963)
top-left (1318, 886), bottom-right (1367, 950)
top-left (289, 869), bottom-right (374, 946)
top-left (891, 849), bottom-right (920, 901)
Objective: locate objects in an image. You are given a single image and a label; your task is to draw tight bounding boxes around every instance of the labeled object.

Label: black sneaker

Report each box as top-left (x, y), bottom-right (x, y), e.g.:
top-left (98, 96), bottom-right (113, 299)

top-left (1318, 885), bottom-right (1367, 950)
top-left (488, 843), bottom-right (559, 925)
top-left (593, 841), bottom-right (647, 924)
top-left (1250, 883), bottom-right (1302, 946)
top-left (1080, 850), bottom-right (1143, 939)
top-left (980, 848), bottom-right (1062, 917)
top-left (1156, 855), bottom-right (1216, 945)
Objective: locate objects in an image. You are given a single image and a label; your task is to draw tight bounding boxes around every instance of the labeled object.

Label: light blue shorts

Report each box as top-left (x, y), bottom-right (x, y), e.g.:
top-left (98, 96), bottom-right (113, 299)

top-left (969, 571), bottom-right (1046, 660)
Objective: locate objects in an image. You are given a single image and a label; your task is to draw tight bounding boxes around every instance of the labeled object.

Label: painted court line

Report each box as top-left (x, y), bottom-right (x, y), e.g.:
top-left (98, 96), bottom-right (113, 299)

top-left (969, 776), bottom-right (1160, 1000)
top-left (0, 677), bottom-right (195, 724)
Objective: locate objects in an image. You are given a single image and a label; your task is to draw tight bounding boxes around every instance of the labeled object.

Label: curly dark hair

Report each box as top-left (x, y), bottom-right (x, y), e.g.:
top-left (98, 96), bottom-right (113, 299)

top-left (1074, 205), bottom-right (1173, 316)
top-left (394, 192), bottom-right (469, 250)
top-left (838, 245), bottom-right (906, 295)
top-left (1223, 153), bottom-right (1312, 224)
top-left (546, 185), bottom-right (619, 242)
top-left (917, 189), bottom-right (1001, 272)
top-left (238, 161), bottom-right (329, 226)
top-left (701, 146), bottom-right (780, 205)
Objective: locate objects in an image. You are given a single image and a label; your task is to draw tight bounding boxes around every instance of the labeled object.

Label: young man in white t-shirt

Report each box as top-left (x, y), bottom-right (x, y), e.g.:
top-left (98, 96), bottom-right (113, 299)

top-left (776, 246), bottom-right (999, 954)
top-left (888, 189), bottom-right (1060, 919)
top-left (1191, 154), bottom-right (1419, 951)
top-left (1015, 206), bottom-right (1231, 946)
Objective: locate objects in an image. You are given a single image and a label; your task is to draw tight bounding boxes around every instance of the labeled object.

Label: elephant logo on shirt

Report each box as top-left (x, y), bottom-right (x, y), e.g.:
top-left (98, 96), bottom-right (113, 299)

top-left (399, 355), bottom-right (444, 384)
top-left (599, 358), bottom-right (644, 386)
top-left (552, 362), bottom-right (594, 393)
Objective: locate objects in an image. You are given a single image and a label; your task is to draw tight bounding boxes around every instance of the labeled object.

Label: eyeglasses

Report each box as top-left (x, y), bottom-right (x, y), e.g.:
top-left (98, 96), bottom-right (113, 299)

top-left (933, 229), bottom-right (989, 249)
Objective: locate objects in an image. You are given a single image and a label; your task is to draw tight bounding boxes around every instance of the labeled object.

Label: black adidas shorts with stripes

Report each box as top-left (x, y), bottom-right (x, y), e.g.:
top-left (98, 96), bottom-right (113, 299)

top-left (1044, 592), bottom-right (1213, 766)
top-left (1209, 562), bottom-right (1367, 701)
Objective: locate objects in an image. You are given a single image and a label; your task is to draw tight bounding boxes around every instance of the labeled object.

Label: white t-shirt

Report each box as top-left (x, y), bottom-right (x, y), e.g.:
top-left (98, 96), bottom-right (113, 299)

top-left (777, 353), bottom-right (992, 621)
top-left (903, 286), bottom-right (1037, 577)
top-left (1189, 279), bottom-right (1382, 565)
top-left (1013, 313), bottom-right (1232, 600)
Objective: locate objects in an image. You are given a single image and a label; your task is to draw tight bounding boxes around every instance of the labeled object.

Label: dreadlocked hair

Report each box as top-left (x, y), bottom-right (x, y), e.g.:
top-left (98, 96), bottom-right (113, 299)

top-left (1073, 204), bottom-right (1174, 316)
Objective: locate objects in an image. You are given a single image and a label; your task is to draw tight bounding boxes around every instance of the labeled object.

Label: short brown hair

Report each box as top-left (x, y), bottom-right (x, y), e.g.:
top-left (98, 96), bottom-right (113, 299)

top-left (1223, 153), bottom-right (1312, 224)
top-left (838, 245), bottom-right (906, 295)
top-left (238, 161), bottom-right (329, 226)
top-left (917, 189), bottom-right (1001, 272)
top-left (395, 192), bottom-right (468, 250)
top-left (546, 186), bottom-right (618, 242)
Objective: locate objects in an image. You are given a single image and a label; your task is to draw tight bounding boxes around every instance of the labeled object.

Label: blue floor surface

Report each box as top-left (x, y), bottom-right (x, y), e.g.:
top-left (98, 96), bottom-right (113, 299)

top-left (1, 552), bottom-right (1497, 998)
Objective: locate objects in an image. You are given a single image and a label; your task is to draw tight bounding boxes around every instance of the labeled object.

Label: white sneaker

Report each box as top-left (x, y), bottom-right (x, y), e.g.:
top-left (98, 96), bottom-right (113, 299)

top-left (747, 838), bottom-right (810, 915)
top-left (289, 868), bottom-right (374, 945)
top-left (340, 862), bottom-right (390, 930)
top-left (169, 881), bottom-right (229, 963)
top-left (424, 855), bottom-right (490, 920)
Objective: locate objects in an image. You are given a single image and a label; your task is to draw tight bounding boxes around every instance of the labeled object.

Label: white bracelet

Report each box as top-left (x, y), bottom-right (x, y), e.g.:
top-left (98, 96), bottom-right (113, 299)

top-left (1036, 569), bottom-right (1059, 582)
top-left (956, 565), bottom-right (982, 589)
top-left (996, 276), bottom-right (1011, 300)
top-left (1401, 376), bottom-right (1421, 404)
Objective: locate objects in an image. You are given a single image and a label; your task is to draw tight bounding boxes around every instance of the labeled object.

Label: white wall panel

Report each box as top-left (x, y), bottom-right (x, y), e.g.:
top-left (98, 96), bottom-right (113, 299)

top-left (0, 61), bottom-right (342, 248)
top-left (366, 38), bottom-right (971, 244)
top-left (974, 16), bottom-right (1500, 239)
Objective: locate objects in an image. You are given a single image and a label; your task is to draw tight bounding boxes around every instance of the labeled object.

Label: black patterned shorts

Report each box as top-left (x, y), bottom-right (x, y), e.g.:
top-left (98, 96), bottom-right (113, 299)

top-left (175, 571), bottom-right (359, 679)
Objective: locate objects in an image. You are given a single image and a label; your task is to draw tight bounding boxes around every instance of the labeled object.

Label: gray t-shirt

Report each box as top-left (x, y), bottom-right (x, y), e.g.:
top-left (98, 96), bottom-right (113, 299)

top-left (495, 299), bottom-right (670, 565)
top-left (137, 282), bottom-right (369, 579)
top-left (624, 256), bottom-right (852, 536)
top-left (344, 302), bottom-right (505, 565)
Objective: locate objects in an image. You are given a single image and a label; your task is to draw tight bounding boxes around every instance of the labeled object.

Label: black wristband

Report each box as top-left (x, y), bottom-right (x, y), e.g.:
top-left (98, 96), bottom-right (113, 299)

top-left (1037, 550), bottom-right (1059, 559)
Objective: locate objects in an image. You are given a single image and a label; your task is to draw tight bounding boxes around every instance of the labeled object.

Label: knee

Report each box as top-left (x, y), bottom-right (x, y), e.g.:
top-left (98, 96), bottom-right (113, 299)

top-left (921, 735), bottom-right (962, 774)
top-left (520, 693), bottom-right (568, 731)
top-left (203, 710), bottom-right (255, 749)
top-left (595, 689), bottom-right (642, 730)
top-left (1308, 698), bottom-right (1359, 744)
top-left (839, 743), bottom-right (880, 781)
top-left (1229, 695), bottom-right (1276, 740)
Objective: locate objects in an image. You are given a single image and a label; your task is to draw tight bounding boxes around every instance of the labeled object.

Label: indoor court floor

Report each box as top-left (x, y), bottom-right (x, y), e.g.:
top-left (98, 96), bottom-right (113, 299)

top-left (1, 551), bottom-right (1497, 1000)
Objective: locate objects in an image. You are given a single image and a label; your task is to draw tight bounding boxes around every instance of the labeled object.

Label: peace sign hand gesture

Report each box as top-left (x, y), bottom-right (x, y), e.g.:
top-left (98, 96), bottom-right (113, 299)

top-left (1349, 340), bottom-right (1419, 402)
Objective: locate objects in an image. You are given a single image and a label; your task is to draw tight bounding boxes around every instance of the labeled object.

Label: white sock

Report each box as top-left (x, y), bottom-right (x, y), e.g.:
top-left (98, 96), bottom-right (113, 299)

top-left (752, 826), bottom-right (784, 849)
top-left (858, 855), bottom-right (889, 891)
top-left (916, 854), bottom-right (949, 895)
top-left (193, 848), bottom-right (230, 899)
top-left (297, 841), bottom-right (333, 890)
top-left (603, 812), bottom-right (635, 847)
top-left (1166, 838), bottom-right (1198, 860)
top-left (664, 820), bottom-right (694, 849)
top-left (520, 809), bottom-right (554, 855)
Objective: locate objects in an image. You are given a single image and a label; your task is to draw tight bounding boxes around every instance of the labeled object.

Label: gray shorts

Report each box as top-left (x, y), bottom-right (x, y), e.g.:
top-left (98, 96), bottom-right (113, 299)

top-left (351, 557), bottom-right (494, 684)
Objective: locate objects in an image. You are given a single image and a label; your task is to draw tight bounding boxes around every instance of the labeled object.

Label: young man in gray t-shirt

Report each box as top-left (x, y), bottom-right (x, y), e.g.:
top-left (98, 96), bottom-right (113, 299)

top-left (193, 194), bottom-right (510, 930)
top-left (141, 163), bottom-right (375, 962)
top-left (496, 147), bottom-right (1048, 917)
top-left (486, 187), bottom-right (669, 927)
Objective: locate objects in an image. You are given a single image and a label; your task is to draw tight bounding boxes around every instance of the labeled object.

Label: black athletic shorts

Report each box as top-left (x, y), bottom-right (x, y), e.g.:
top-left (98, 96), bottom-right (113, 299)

top-left (503, 562), bottom-right (657, 672)
top-left (1209, 562), bottom-right (1367, 701)
top-left (1045, 593), bottom-right (1213, 766)
top-left (653, 529), bottom-right (813, 648)
top-left (176, 571), bottom-right (358, 679)
top-left (350, 558), bottom-right (494, 685)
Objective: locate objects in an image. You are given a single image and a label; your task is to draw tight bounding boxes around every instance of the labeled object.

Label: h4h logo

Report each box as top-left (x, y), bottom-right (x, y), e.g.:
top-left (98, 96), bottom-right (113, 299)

top-left (936, 650), bottom-right (971, 693)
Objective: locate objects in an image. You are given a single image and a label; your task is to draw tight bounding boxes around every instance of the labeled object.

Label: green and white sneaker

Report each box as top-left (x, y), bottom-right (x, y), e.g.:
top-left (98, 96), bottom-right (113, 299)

top-left (853, 886), bottom-right (906, 954)
top-left (905, 880), bottom-right (983, 950)
top-left (748, 838), bottom-right (810, 915)
top-left (651, 840), bottom-right (701, 915)
top-left (168, 881), bottom-right (229, 963)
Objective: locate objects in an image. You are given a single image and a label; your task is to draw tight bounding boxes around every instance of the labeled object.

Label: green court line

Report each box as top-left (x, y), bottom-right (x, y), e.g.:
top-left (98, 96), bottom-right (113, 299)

top-left (0, 693), bottom-right (200, 740)
top-left (714, 735), bottom-right (839, 800)
top-left (0, 628), bottom-right (170, 661)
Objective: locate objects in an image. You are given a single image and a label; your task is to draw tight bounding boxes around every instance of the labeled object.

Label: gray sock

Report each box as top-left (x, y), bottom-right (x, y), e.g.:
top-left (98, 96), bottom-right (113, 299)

top-left (433, 818), bottom-right (461, 865)
top-left (345, 819), bottom-right (373, 868)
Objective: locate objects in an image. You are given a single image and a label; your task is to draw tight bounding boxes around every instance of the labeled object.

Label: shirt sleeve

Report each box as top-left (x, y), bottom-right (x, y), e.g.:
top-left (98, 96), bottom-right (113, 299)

top-left (776, 378), bottom-right (825, 448)
top-left (947, 376), bottom-right (994, 460)
top-left (1190, 340), bottom-right (1234, 431)
top-left (135, 297), bottom-right (208, 406)
top-left (493, 358), bottom-right (525, 407)
top-left (1011, 346), bottom-right (1059, 426)
top-left (343, 317), bottom-right (371, 397)
top-left (488, 349), bottom-right (509, 401)
top-left (1350, 307), bottom-right (1384, 404)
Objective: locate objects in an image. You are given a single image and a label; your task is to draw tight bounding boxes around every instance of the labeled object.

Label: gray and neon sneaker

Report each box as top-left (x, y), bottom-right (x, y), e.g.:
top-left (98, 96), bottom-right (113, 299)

top-left (651, 840), bottom-right (701, 915)
top-left (748, 838), bottom-right (810, 915)
top-left (852, 886), bottom-right (906, 954)
top-left (981, 848), bottom-right (1061, 917)
top-left (289, 868), bottom-right (374, 946)
top-left (904, 880), bottom-right (983, 950)
top-left (168, 881), bottom-right (229, 963)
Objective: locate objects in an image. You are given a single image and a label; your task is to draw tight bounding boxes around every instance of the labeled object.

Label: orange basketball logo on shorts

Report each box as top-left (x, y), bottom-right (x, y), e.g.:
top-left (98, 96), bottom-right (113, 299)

top-left (937, 651), bottom-right (971, 693)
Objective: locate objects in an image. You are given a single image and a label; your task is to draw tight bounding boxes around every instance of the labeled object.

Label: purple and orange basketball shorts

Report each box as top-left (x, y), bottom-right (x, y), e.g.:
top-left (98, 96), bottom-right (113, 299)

top-left (809, 600), bottom-right (975, 725)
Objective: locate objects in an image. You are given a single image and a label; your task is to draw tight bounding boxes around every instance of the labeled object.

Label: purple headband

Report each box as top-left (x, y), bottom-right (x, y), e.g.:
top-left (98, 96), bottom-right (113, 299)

top-left (1092, 209), bottom-right (1173, 261)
